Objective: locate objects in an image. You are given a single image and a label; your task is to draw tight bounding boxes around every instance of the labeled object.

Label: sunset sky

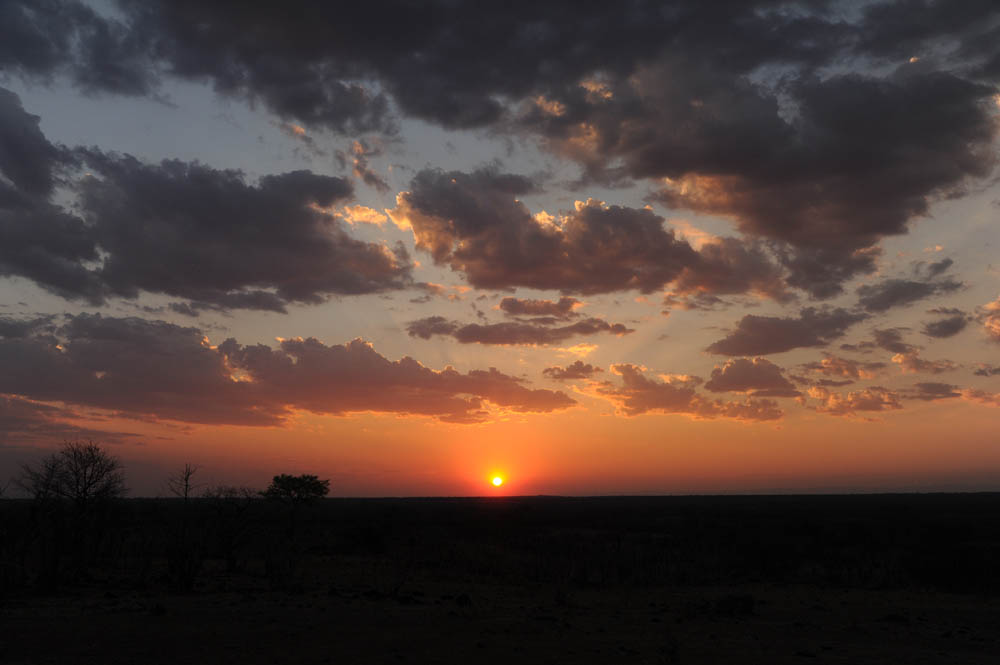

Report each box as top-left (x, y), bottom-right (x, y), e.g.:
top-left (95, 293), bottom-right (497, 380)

top-left (2, 0), bottom-right (999, 496)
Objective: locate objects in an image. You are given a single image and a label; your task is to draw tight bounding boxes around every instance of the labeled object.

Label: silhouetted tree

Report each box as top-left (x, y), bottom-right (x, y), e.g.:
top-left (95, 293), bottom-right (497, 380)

top-left (203, 485), bottom-right (259, 573)
top-left (261, 474), bottom-right (330, 504)
top-left (17, 440), bottom-right (126, 509)
top-left (16, 454), bottom-right (62, 503)
top-left (261, 474), bottom-right (329, 590)
top-left (16, 441), bottom-right (126, 584)
top-left (166, 463), bottom-right (201, 501)
top-left (163, 463), bottom-right (204, 590)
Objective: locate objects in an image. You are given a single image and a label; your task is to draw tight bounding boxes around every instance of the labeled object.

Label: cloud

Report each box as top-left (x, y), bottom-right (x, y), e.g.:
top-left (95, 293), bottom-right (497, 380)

top-left (706, 308), bottom-right (867, 356)
top-left (596, 364), bottom-right (782, 421)
top-left (672, 237), bottom-right (791, 302)
top-left (809, 385), bottom-right (903, 417)
top-left (1, 91), bottom-right (417, 310)
top-left (276, 121), bottom-right (325, 156)
top-left (0, 314), bottom-right (574, 425)
top-left (542, 360), bottom-right (603, 380)
top-left (406, 316), bottom-right (633, 346)
top-left (962, 389), bottom-right (1000, 408)
top-left (922, 258), bottom-right (954, 279)
top-left (661, 292), bottom-right (728, 313)
top-left (0, 88), bottom-right (70, 197)
top-left (337, 139), bottom-right (389, 193)
top-left (973, 364), bottom-right (1000, 377)
top-left (337, 204), bottom-right (389, 226)
top-left (218, 336), bottom-right (575, 423)
top-left (856, 277), bottom-right (962, 313)
top-left (891, 351), bottom-right (958, 375)
top-left (74, 151), bottom-right (411, 309)
top-left (499, 296), bottom-right (581, 319)
top-left (0, 1), bottom-right (155, 97)
top-left (799, 354), bottom-right (886, 382)
top-left (390, 169), bottom-right (700, 294)
top-left (391, 169), bottom-right (795, 298)
top-left (6, 3), bottom-right (997, 301)
top-left (0, 394), bottom-right (137, 445)
top-left (642, 70), bottom-right (996, 297)
top-left (980, 296), bottom-right (1000, 341)
top-left (4, 2), bottom-right (998, 287)
top-left (703, 358), bottom-right (800, 397)
top-left (922, 313), bottom-right (969, 338)
top-left (902, 382), bottom-right (961, 401)
top-left (870, 328), bottom-right (916, 354)
top-left (0, 88), bottom-right (107, 302)
top-left (1, 88), bottom-right (424, 311)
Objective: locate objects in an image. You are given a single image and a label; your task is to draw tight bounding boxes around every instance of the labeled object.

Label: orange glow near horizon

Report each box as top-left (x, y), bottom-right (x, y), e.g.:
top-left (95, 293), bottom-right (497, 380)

top-left (26, 395), bottom-right (1000, 498)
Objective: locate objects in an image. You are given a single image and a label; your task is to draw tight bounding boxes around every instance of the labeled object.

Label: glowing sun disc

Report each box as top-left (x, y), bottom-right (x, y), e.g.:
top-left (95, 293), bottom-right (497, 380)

top-left (492, 476), bottom-right (504, 487)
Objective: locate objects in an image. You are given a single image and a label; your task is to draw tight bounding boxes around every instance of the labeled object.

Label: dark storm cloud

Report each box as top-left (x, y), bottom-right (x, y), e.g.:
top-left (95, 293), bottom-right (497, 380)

top-left (3, 2), bottom-right (999, 300)
top-left (649, 72), bottom-right (995, 266)
top-left (393, 168), bottom-right (696, 293)
top-left (394, 168), bottom-right (794, 297)
top-left (0, 88), bottom-right (106, 302)
top-left (672, 237), bottom-right (791, 302)
top-left (703, 358), bottom-right (800, 398)
top-left (661, 293), bottom-right (729, 313)
top-left (923, 258), bottom-right (954, 279)
top-left (903, 382), bottom-right (962, 401)
top-left (776, 247), bottom-right (882, 300)
top-left (76, 151), bottom-right (411, 309)
top-left (499, 297), bottom-right (581, 320)
top-left (596, 364), bottom-right (782, 422)
top-left (854, 328), bottom-right (958, 374)
top-left (0, 90), bottom-right (415, 310)
top-left (0, 313), bottom-right (278, 425)
top-left (0, 0), bottom-right (155, 96)
top-left (542, 361), bottom-right (603, 381)
top-left (218, 337), bottom-right (576, 424)
top-left (0, 88), bottom-right (69, 197)
top-left (406, 316), bottom-right (633, 346)
top-left (0, 394), bottom-right (136, 445)
top-left (706, 308), bottom-right (867, 356)
top-left (0, 314), bottom-right (574, 425)
top-left (922, 314), bottom-right (969, 338)
top-left (0, 315), bottom-right (56, 340)
top-left (870, 328), bottom-right (916, 354)
top-left (856, 277), bottom-right (963, 312)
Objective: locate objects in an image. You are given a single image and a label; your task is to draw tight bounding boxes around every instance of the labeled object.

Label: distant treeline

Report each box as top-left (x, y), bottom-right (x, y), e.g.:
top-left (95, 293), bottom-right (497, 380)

top-left (4, 441), bottom-right (1000, 598)
top-left (4, 488), bottom-right (1000, 597)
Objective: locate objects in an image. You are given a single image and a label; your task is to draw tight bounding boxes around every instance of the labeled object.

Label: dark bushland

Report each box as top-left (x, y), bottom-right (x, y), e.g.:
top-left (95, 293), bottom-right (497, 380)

top-left (2, 493), bottom-right (1000, 598)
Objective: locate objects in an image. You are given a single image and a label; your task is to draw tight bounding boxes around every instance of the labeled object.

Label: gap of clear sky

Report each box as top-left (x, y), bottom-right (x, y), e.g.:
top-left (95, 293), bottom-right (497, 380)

top-left (1, 0), bottom-right (999, 496)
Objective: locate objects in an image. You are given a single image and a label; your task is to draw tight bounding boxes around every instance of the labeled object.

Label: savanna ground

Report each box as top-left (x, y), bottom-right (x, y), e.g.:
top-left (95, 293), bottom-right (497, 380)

top-left (2, 494), bottom-right (1000, 664)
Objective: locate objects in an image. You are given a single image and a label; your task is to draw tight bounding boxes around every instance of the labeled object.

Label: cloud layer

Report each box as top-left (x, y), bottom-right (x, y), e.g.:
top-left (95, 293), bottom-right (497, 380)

top-left (0, 88), bottom-right (413, 311)
top-left (0, 314), bottom-right (574, 425)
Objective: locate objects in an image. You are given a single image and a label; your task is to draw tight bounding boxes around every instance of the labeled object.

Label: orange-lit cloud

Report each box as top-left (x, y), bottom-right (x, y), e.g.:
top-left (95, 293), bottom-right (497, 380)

top-left (0, 314), bottom-right (574, 426)
top-left (596, 364), bottom-right (782, 421)
top-left (808, 386), bottom-right (902, 417)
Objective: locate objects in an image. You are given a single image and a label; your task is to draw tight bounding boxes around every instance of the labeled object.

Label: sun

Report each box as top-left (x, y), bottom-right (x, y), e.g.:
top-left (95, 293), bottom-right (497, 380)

top-left (491, 476), bottom-right (504, 487)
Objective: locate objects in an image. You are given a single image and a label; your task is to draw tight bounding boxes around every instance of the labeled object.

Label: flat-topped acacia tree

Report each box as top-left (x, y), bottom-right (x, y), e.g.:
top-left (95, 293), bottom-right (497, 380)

top-left (261, 474), bottom-right (330, 504)
top-left (261, 475), bottom-right (331, 582)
